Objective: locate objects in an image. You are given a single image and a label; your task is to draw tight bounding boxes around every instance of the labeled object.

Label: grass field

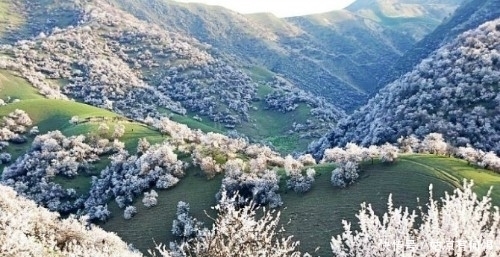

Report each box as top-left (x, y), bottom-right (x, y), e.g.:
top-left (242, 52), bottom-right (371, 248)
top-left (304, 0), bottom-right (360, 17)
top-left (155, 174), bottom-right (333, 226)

top-left (0, 70), bottom-right (43, 100)
top-left (100, 167), bottom-right (223, 253)
top-left (0, 70), bottom-right (165, 173)
top-left (0, 99), bottom-right (119, 132)
top-left (0, 0), bottom-right (24, 38)
top-left (99, 154), bottom-right (500, 255)
top-left (160, 109), bottom-right (225, 134)
top-left (240, 102), bottom-right (312, 153)
top-left (401, 154), bottom-right (500, 204)
top-left (0, 70), bottom-right (164, 147)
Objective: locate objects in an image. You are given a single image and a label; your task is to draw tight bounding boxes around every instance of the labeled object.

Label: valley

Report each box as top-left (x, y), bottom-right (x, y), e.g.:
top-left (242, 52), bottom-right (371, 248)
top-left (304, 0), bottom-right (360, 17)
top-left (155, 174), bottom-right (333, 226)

top-left (0, 0), bottom-right (499, 256)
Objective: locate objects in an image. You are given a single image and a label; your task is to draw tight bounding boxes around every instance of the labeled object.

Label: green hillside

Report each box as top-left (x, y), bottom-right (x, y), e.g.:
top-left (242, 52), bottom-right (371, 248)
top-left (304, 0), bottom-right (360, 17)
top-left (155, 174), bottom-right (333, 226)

top-left (0, 97), bottom-right (163, 161)
top-left (100, 167), bottom-right (223, 255)
top-left (0, 0), bottom-right (24, 38)
top-left (1, 0), bottom-right (500, 256)
top-left (0, 70), bottom-right (42, 100)
top-left (345, 0), bottom-right (463, 40)
top-left (0, 69), bottom-right (166, 202)
top-left (99, 154), bottom-right (500, 255)
top-left (0, 70), bottom-right (164, 164)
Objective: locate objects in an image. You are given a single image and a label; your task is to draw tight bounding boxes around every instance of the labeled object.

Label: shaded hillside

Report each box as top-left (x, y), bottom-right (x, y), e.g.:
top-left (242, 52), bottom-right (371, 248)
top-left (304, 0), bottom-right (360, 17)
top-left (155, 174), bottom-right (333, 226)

top-left (285, 10), bottom-right (414, 104)
top-left (346, 0), bottom-right (463, 40)
top-left (310, 18), bottom-right (500, 157)
top-left (106, 0), bottom-right (459, 110)
top-left (379, 0), bottom-right (500, 89)
top-left (107, 0), bottom-right (366, 109)
top-left (0, 0), bottom-right (344, 151)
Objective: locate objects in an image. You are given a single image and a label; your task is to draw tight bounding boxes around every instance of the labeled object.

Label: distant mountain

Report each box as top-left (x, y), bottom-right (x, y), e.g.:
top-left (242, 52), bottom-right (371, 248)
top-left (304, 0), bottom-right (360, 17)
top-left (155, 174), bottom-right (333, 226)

top-left (378, 0), bottom-right (500, 89)
top-left (0, 0), bottom-right (465, 151)
top-left (346, 0), bottom-right (463, 40)
top-left (285, 10), bottom-right (413, 107)
top-left (309, 18), bottom-right (500, 158)
top-left (0, 0), bottom-right (345, 152)
top-left (0, 0), bottom-right (82, 44)
top-left (106, 0), bottom-right (462, 110)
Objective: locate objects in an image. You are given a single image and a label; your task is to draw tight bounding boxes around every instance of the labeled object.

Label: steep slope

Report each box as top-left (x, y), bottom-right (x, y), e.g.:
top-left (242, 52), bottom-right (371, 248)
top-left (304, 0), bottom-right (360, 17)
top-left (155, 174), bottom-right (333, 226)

top-left (310, 18), bottom-right (500, 157)
top-left (0, 0), bottom-right (344, 152)
top-left (106, 0), bottom-right (459, 110)
top-left (285, 10), bottom-right (413, 104)
top-left (379, 0), bottom-right (500, 88)
top-left (346, 0), bottom-right (463, 40)
top-left (0, 0), bottom-right (82, 44)
top-left (106, 0), bottom-right (362, 109)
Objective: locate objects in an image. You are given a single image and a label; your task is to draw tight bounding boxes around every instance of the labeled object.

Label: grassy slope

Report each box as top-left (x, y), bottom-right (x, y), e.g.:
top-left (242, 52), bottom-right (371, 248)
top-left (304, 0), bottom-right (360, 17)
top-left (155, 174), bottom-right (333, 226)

top-left (242, 101), bottom-right (311, 152)
top-left (99, 154), bottom-right (500, 255)
top-left (0, 97), bottom-right (164, 149)
top-left (280, 155), bottom-right (500, 255)
top-left (0, 0), bottom-right (24, 37)
top-left (0, 70), bottom-right (163, 145)
top-left (3, 72), bottom-right (499, 255)
top-left (160, 66), bottom-right (314, 154)
top-left (241, 66), bottom-right (313, 153)
top-left (0, 70), bottom-right (164, 190)
top-left (402, 154), bottom-right (500, 202)
top-left (100, 167), bottom-right (223, 253)
top-left (0, 70), bottom-right (43, 100)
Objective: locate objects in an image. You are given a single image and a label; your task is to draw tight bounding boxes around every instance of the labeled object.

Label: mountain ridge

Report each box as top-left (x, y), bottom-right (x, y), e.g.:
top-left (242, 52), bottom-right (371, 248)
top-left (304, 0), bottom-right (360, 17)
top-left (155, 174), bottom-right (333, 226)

top-left (378, 0), bottom-right (500, 89)
top-left (310, 17), bottom-right (500, 158)
top-left (0, 0), bottom-right (346, 152)
top-left (106, 0), bottom-right (462, 110)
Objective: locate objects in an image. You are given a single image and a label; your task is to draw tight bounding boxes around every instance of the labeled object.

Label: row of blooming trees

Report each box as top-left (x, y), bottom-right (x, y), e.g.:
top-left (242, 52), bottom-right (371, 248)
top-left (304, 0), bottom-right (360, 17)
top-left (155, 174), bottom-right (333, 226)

top-left (398, 133), bottom-right (500, 173)
top-left (321, 132), bottom-right (500, 188)
top-left (153, 180), bottom-right (500, 257)
top-left (148, 120), bottom-right (323, 206)
top-left (321, 142), bottom-right (399, 188)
